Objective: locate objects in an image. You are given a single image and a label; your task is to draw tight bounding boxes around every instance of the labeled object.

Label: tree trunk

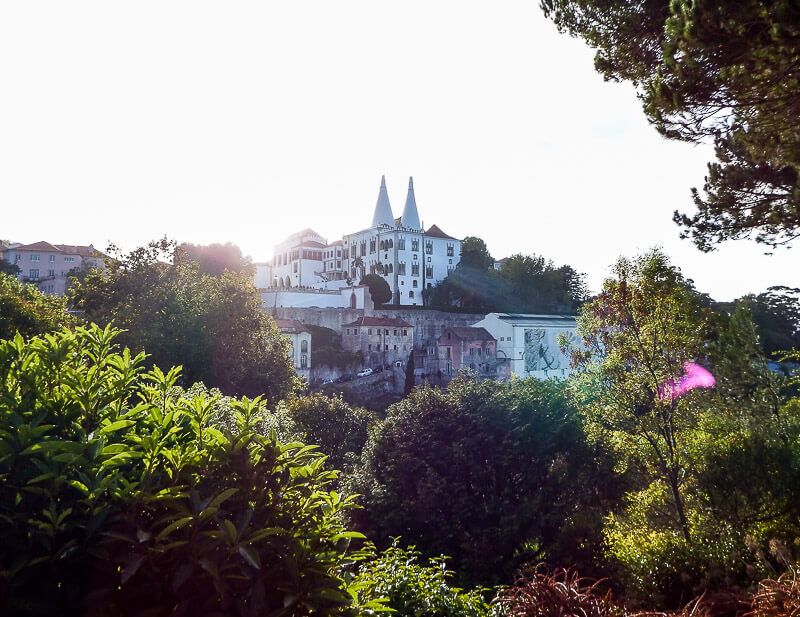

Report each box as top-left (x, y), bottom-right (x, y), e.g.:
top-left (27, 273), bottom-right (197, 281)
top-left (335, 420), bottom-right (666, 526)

top-left (667, 468), bottom-right (691, 542)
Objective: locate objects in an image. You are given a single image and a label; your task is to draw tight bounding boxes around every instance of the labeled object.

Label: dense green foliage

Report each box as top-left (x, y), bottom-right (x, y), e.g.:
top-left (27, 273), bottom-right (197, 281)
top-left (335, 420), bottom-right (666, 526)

top-left (352, 543), bottom-right (492, 617)
top-left (175, 242), bottom-right (254, 277)
top-left (426, 247), bottom-right (587, 313)
top-left (69, 239), bottom-right (297, 399)
top-left (350, 377), bottom-right (620, 585)
top-left (273, 393), bottom-right (378, 474)
top-left (0, 260), bottom-right (20, 276)
top-left (360, 273), bottom-right (392, 305)
top-left (569, 249), bottom-right (800, 604)
top-left (0, 325), bottom-right (378, 616)
top-left (715, 286), bottom-right (800, 355)
top-left (541, 0), bottom-right (800, 249)
top-left (0, 272), bottom-right (75, 339)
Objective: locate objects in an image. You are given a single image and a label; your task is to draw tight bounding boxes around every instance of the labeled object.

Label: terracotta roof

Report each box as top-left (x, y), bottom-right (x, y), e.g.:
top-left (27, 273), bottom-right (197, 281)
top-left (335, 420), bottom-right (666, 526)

top-left (55, 244), bottom-right (100, 257)
top-left (13, 241), bottom-right (62, 252)
top-left (302, 241), bottom-right (326, 249)
top-left (343, 316), bottom-right (413, 328)
top-left (440, 326), bottom-right (496, 342)
top-left (275, 318), bottom-right (308, 333)
top-left (424, 224), bottom-right (457, 240)
top-left (11, 241), bottom-right (101, 257)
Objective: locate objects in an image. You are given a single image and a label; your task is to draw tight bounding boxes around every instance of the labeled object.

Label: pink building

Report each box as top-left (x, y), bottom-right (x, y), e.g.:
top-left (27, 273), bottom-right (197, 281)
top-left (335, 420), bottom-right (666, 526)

top-left (1, 241), bottom-right (106, 295)
top-left (437, 326), bottom-right (497, 377)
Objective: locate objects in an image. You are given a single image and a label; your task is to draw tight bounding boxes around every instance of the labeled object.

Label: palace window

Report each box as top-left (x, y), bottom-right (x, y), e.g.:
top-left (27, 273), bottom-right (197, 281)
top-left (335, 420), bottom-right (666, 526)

top-left (411, 239), bottom-right (419, 252)
top-left (29, 269), bottom-right (39, 279)
top-left (49, 255), bottom-right (55, 262)
top-left (370, 239), bottom-right (376, 253)
top-left (402, 329), bottom-right (407, 336)
top-left (411, 264), bottom-right (419, 276)
top-left (398, 262), bottom-right (406, 275)
top-left (447, 244), bottom-right (454, 256)
top-left (409, 290), bottom-right (414, 298)
top-left (412, 279), bottom-right (418, 288)
top-left (31, 254), bottom-right (40, 262)
top-left (398, 237), bottom-right (405, 250)
top-left (426, 266), bottom-right (433, 278)
top-left (425, 242), bottom-right (432, 255)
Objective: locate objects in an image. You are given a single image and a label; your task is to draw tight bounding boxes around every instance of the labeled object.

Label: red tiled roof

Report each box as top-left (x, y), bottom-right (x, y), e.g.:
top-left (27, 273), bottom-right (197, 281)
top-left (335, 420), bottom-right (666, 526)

top-left (275, 318), bottom-right (308, 333)
top-left (55, 244), bottom-right (100, 257)
top-left (439, 326), bottom-right (496, 342)
top-left (424, 225), bottom-right (457, 240)
top-left (12, 241), bottom-right (101, 257)
top-left (343, 316), bottom-right (413, 328)
top-left (13, 241), bottom-right (62, 252)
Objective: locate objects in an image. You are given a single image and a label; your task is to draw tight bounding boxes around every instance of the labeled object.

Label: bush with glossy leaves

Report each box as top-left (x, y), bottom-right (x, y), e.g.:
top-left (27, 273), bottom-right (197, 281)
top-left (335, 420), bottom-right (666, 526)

top-left (0, 325), bottom-right (379, 616)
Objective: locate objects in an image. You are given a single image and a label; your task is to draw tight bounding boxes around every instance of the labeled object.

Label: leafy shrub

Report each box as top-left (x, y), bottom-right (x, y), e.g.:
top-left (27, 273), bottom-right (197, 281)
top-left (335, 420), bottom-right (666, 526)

top-left (349, 377), bottom-right (618, 585)
top-left (353, 542), bottom-right (492, 617)
top-left (0, 325), bottom-right (370, 616)
top-left (274, 393), bottom-right (379, 474)
top-left (0, 272), bottom-right (75, 339)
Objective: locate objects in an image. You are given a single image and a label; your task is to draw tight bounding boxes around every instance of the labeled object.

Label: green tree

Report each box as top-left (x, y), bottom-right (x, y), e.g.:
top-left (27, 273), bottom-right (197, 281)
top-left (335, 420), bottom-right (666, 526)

top-left (175, 241), bottom-right (254, 276)
top-left (69, 238), bottom-right (296, 400)
top-left (0, 260), bottom-right (20, 276)
top-left (0, 272), bottom-right (75, 339)
top-left (273, 393), bottom-right (378, 474)
top-left (459, 236), bottom-right (495, 270)
top-left (404, 351), bottom-right (416, 395)
top-left (569, 249), bottom-right (800, 603)
top-left (360, 273), bottom-right (392, 305)
top-left (570, 249), bottom-right (716, 542)
top-left (350, 376), bottom-right (615, 584)
top-left (716, 286), bottom-right (800, 355)
top-left (0, 325), bottom-right (377, 616)
top-left (426, 252), bottom-right (587, 313)
top-left (541, 0), bottom-right (800, 250)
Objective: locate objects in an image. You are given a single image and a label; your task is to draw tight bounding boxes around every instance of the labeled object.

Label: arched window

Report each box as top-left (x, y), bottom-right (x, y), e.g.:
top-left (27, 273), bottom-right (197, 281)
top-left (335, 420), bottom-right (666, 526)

top-left (350, 292), bottom-right (357, 309)
top-left (285, 276), bottom-right (291, 288)
top-left (409, 290), bottom-right (414, 298)
top-left (300, 340), bottom-right (308, 353)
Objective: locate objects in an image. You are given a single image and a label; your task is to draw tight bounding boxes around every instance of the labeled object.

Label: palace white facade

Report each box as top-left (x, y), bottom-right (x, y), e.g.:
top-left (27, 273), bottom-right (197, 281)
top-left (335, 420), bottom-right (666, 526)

top-left (260, 177), bottom-right (462, 306)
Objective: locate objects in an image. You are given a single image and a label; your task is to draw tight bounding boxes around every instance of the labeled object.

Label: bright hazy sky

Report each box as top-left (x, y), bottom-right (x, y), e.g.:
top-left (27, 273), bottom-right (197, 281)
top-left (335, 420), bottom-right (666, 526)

top-left (2, 1), bottom-right (797, 301)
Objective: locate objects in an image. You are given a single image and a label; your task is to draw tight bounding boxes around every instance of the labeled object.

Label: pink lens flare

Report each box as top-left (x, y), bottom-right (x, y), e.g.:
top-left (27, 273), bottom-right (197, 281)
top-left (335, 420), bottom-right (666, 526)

top-left (658, 361), bottom-right (716, 400)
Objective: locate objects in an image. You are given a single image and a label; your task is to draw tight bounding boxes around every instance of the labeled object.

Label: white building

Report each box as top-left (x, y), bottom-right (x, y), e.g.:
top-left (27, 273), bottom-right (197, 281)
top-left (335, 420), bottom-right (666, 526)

top-left (0, 241), bottom-right (106, 295)
top-left (275, 318), bottom-right (312, 380)
top-left (470, 313), bottom-right (579, 380)
top-left (261, 177), bottom-right (462, 306)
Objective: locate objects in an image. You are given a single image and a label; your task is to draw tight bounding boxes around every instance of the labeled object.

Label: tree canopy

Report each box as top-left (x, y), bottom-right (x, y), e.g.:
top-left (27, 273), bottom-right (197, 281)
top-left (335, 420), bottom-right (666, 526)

top-left (0, 272), bottom-right (75, 339)
top-left (541, 0), bottom-right (800, 250)
top-left (350, 377), bottom-right (618, 585)
top-left (426, 245), bottom-right (587, 313)
top-left (359, 273), bottom-right (392, 305)
top-left (568, 249), bottom-right (800, 603)
top-left (175, 241), bottom-right (253, 276)
top-left (69, 238), bottom-right (297, 400)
